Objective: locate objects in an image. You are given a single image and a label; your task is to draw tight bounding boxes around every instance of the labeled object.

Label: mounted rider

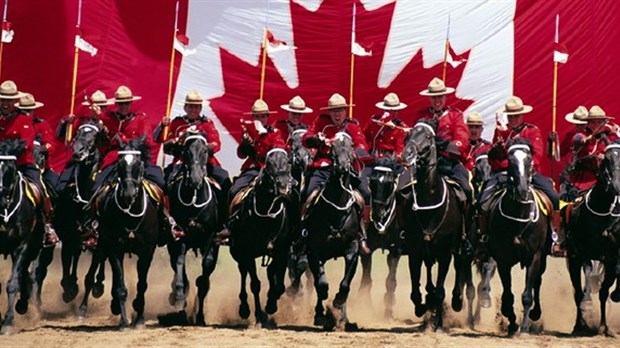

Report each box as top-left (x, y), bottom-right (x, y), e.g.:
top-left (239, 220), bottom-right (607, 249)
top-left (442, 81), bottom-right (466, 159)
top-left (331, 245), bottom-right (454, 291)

top-left (364, 92), bottom-right (409, 167)
top-left (463, 111), bottom-right (491, 172)
top-left (216, 99), bottom-right (286, 244)
top-left (413, 77), bottom-right (473, 203)
top-left (475, 96), bottom-right (562, 257)
top-left (301, 93), bottom-right (371, 254)
top-left (0, 80), bottom-right (58, 247)
top-left (556, 106), bottom-right (619, 255)
top-left (273, 95), bottom-right (312, 144)
top-left (154, 90), bottom-right (232, 239)
top-left (82, 85), bottom-right (176, 248)
top-left (15, 93), bottom-right (61, 198)
top-left (557, 106), bottom-right (589, 201)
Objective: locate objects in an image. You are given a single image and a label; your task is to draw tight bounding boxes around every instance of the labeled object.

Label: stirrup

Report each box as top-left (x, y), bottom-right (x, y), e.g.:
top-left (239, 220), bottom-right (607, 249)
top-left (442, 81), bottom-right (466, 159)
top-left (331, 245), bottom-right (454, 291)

top-left (168, 217), bottom-right (185, 241)
top-left (43, 224), bottom-right (59, 247)
top-left (551, 242), bottom-right (567, 258)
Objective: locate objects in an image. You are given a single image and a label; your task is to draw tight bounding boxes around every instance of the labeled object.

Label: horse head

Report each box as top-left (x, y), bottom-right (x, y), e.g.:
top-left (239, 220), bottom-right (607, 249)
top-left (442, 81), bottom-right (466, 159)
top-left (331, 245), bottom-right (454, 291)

top-left (473, 153), bottom-right (491, 185)
top-left (72, 121), bottom-right (101, 165)
top-left (261, 148), bottom-right (291, 197)
top-left (289, 129), bottom-right (311, 174)
top-left (506, 139), bottom-right (534, 201)
top-left (330, 132), bottom-right (355, 176)
top-left (600, 142), bottom-right (620, 195)
top-left (402, 118), bottom-right (438, 175)
top-left (116, 136), bottom-right (149, 207)
top-left (180, 131), bottom-right (209, 189)
top-left (0, 139), bottom-right (25, 211)
top-left (369, 157), bottom-right (399, 233)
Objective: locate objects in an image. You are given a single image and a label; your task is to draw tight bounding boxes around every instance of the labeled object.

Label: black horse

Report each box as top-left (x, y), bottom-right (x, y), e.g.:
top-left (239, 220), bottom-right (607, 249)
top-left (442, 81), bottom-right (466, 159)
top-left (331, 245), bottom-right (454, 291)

top-left (359, 156), bottom-right (407, 319)
top-left (304, 132), bottom-right (362, 330)
top-left (166, 132), bottom-right (220, 325)
top-left (0, 139), bottom-right (43, 335)
top-left (229, 148), bottom-right (293, 327)
top-left (94, 138), bottom-right (162, 328)
top-left (483, 139), bottom-right (548, 334)
top-left (400, 119), bottom-right (465, 331)
top-left (566, 141), bottom-right (620, 336)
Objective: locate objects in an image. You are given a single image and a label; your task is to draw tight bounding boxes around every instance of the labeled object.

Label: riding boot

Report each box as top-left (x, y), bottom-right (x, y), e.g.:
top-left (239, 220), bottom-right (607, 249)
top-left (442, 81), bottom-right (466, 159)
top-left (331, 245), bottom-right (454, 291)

top-left (550, 210), bottom-right (566, 257)
top-left (162, 196), bottom-right (184, 241)
top-left (215, 209), bottom-right (241, 246)
top-left (81, 183), bottom-right (110, 249)
top-left (473, 209), bottom-right (490, 262)
top-left (358, 205), bottom-right (371, 255)
top-left (42, 196), bottom-right (59, 247)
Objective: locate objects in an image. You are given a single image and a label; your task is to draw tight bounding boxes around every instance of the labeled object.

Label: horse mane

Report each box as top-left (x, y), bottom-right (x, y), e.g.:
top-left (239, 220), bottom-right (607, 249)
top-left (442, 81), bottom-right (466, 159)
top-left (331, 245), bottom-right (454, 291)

top-left (121, 136), bottom-right (151, 163)
top-left (374, 156), bottom-right (399, 171)
top-left (416, 117), bottom-right (438, 132)
top-left (0, 139), bottom-right (26, 158)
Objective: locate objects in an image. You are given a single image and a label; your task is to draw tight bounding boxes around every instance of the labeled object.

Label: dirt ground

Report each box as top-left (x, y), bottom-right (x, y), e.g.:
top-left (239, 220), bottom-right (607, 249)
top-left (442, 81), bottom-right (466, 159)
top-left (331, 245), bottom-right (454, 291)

top-left (1, 246), bottom-right (619, 347)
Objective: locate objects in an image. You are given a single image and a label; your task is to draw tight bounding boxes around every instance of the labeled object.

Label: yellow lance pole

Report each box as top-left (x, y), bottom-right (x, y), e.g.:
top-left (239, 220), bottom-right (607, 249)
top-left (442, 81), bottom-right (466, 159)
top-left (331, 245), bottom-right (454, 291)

top-left (259, 27), bottom-right (269, 100)
top-left (66, 0), bottom-right (84, 145)
top-left (0, 0), bottom-right (9, 81)
top-left (163, 0), bottom-right (181, 141)
top-left (442, 14), bottom-right (451, 82)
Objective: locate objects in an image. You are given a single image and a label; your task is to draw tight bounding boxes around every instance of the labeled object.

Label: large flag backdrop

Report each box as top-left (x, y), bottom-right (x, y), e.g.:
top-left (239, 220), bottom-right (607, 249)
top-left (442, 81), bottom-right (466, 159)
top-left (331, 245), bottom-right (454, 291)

top-left (2, 0), bottom-right (619, 176)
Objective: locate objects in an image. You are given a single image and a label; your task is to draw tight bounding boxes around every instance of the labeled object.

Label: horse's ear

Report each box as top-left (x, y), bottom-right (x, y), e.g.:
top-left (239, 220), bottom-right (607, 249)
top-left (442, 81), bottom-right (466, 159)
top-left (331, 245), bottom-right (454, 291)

top-left (139, 134), bottom-right (147, 145)
top-left (10, 139), bottom-right (26, 158)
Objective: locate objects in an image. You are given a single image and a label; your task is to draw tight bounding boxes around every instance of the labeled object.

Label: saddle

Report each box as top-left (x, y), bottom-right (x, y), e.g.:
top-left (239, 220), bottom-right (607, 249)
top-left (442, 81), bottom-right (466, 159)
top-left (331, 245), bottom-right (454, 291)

top-left (531, 188), bottom-right (552, 217)
top-left (229, 185), bottom-right (254, 216)
top-left (24, 178), bottom-right (42, 207)
top-left (143, 180), bottom-right (164, 205)
top-left (301, 187), bottom-right (364, 221)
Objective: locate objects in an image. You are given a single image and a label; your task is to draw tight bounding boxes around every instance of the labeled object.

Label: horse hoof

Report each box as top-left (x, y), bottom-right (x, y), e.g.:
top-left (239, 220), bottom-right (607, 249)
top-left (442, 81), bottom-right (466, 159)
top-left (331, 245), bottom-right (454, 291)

top-left (92, 283), bottom-right (104, 299)
top-left (451, 297), bottom-right (463, 312)
top-left (111, 299), bottom-right (121, 316)
top-left (239, 303), bottom-right (250, 319)
top-left (78, 306), bottom-right (88, 319)
top-left (333, 293), bottom-right (346, 309)
top-left (384, 309), bottom-right (393, 320)
top-left (314, 314), bottom-right (325, 327)
top-left (529, 307), bottom-right (541, 321)
top-left (1, 325), bottom-right (15, 335)
top-left (611, 290), bottom-right (620, 303)
top-left (265, 300), bottom-right (278, 315)
top-left (480, 298), bottom-right (492, 308)
top-left (507, 322), bottom-right (519, 335)
top-left (344, 322), bottom-right (359, 332)
top-left (15, 299), bottom-right (29, 315)
top-left (414, 304), bottom-right (427, 317)
top-left (195, 314), bottom-right (206, 327)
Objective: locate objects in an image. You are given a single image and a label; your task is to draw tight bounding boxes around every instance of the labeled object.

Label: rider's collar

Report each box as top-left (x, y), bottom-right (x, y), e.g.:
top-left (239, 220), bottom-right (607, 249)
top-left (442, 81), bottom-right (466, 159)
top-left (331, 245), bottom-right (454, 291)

top-left (429, 107), bottom-right (449, 117)
top-left (116, 112), bottom-right (134, 121)
top-left (511, 123), bottom-right (527, 133)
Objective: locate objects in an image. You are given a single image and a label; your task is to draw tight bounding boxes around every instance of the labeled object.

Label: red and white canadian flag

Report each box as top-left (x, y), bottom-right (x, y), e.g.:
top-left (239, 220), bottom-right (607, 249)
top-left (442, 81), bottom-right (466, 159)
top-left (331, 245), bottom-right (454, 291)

top-left (1, 21), bottom-right (13, 43)
top-left (553, 15), bottom-right (568, 64)
top-left (350, 3), bottom-right (371, 57)
top-left (75, 29), bottom-right (97, 56)
top-left (265, 29), bottom-right (296, 53)
top-left (174, 32), bottom-right (197, 56)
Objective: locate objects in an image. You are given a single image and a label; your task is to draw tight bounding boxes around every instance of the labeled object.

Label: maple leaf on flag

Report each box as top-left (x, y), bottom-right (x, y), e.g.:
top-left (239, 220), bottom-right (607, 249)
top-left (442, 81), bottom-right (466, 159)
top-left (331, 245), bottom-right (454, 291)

top-left (446, 46), bottom-right (467, 68)
top-left (553, 42), bottom-right (568, 64)
top-left (1, 21), bottom-right (13, 43)
top-left (174, 32), bottom-right (197, 56)
top-left (351, 31), bottom-right (372, 57)
top-left (265, 30), bottom-right (296, 53)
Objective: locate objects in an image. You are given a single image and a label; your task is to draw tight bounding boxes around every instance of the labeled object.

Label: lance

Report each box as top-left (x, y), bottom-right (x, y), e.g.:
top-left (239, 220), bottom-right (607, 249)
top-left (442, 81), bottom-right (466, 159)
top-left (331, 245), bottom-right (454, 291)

top-left (66, 0), bottom-right (84, 145)
top-left (0, 0), bottom-right (9, 80)
top-left (162, 0), bottom-right (180, 141)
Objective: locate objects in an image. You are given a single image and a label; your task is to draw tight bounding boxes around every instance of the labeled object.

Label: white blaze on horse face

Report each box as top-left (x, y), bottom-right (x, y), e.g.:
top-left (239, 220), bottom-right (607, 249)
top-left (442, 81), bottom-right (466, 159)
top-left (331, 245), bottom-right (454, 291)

top-left (123, 154), bottom-right (135, 165)
top-left (513, 149), bottom-right (527, 177)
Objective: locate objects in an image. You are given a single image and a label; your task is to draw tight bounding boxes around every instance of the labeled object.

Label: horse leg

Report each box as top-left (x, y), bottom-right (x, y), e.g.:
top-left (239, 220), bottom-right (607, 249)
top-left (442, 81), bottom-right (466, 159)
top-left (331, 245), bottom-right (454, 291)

top-left (78, 249), bottom-right (104, 318)
top-left (463, 257), bottom-right (476, 329)
top-left (451, 253), bottom-right (465, 313)
top-left (384, 251), bottom-right (400, 319)
top-left (520, 251), bottom-right (543, 333)
top-left (424, 259), bottom-right (436, 308)
top-left (60, 241), bottom-right (79, 303)
top-left (611, 253), bottom-right (620, 302)
top-left (1, 245), bottom-right (29, 335)
top-left (108, 252), bottom-right (129, 329)
top-left (92, 255), bottom-right (106, 298)
top-left (529, 251), bottom-right (546, 323)
top-left (598, 260), bottom-right (617, 336)
top-left (247, 260), bottom-right (266, 326)
top-left (582, 261), bottom-right (593, 306)
top-left (236, 262), bottom-right (250, 319)
top-left (358, 252), bottom-right (372, 298)
top-left (132, 252), bottom-right (153, 328)
top-left (408, 251), bottom-right (426, 317)
top-left (334, 241), bottom-right (359, 327)
top-left (308, 253), bottom-right (328, 327)
top-left (432, 253), bottom-right (451, 332)
top-left (266, 251), bottom-right (287, 316)
top-left (475, 258), bottom-right (495, 325)
top-left (568, 256), bottom-right (589, 335)
top-left (195, 243), bottom-right (219, 326)
top-left (167, 242), bottom-right (187, 311)
top-left (497, 263), bottom-right (518, 335)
